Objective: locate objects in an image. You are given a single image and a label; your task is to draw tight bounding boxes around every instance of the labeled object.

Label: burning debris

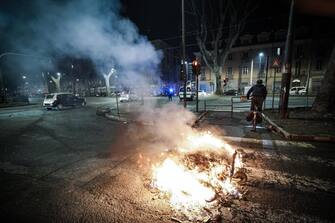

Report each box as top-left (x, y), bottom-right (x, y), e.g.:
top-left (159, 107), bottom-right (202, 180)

top-left (148, 131), bottom-right (247, 222)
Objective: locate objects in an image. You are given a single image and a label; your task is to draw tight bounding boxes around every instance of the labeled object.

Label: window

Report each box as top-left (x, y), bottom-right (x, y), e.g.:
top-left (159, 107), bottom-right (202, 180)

top-left (274, 67), bottom-right (282, 73)
top-left (277, 47), bottom-right (281, 56)
top-left (316, 60), bottom-right (322, 70)
top-left (241, 52), bottom-right (249, 60)
top-left (228, 54), bottom-right (233, 60)
top-left (241, 66), bottom-right (248, 75)
top-left (226, 67), bottom-right (232, 77)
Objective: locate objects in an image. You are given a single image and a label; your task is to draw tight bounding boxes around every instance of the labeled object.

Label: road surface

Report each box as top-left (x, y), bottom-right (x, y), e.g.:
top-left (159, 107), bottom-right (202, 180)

top-left (1, 96), bottom-right (333, 223)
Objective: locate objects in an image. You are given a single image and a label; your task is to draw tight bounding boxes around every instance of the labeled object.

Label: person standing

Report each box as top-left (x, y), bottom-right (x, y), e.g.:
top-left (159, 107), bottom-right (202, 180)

top-left (168, 88), bottom-right (173, 101)
top-left (246, 79), bottom-right (267, 111)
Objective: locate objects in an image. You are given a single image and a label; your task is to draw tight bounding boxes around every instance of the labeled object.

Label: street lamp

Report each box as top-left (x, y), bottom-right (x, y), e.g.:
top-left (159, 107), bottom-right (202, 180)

top-left (57, 72), bottom-right (61, 77)
top-left (22, 75), bottom-right (26, 79)
top-left (258, 52), bottom-right (265, 80)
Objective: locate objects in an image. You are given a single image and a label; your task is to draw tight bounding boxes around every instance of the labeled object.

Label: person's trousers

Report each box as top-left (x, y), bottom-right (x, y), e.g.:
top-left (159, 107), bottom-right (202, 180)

top-left (251, 96), bottom-right (264, 111)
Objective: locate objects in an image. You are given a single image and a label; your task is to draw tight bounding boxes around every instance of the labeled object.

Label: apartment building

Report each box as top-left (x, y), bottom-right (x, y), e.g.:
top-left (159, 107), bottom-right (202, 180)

top-left (198, 29), bottom-right (333, 95)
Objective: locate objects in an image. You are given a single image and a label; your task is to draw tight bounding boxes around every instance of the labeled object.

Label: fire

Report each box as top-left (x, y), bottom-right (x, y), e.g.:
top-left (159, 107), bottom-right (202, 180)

top-left (152, 158), bottom-right (215, 210)
top-left (150, 131), bottom-right (244, 219)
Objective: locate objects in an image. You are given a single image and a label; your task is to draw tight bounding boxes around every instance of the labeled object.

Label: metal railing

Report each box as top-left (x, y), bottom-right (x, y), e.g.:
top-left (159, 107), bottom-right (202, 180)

top-left (202, 94), bottom-right (315, 115)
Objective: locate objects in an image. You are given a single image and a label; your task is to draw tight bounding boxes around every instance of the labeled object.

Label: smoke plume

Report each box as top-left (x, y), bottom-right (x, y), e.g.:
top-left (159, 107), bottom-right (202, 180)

top-left (0, 0), bottom-right (162, 88)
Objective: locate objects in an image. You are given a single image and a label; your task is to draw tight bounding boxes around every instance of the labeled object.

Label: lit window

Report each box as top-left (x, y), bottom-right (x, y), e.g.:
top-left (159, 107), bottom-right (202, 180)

top-left (242, 67), bottom-right (248, 75)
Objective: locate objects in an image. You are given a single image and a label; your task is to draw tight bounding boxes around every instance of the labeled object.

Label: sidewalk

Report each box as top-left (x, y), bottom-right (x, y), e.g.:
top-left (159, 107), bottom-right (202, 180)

top-left (197, 111), bottom-right (278, 140)
top-left (264, 109), bottom-right (335, 139)
top-left (194, 111), bottom-right (320, 149)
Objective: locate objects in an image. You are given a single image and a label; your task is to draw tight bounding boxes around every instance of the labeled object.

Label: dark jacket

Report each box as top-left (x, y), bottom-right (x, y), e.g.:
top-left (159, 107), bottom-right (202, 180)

top-left (247, 84), bottom-right (267, 99)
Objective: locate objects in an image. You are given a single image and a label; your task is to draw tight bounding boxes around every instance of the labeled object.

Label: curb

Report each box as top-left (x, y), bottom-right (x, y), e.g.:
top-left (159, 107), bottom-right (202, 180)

top-left (192, 111), bottom-right (209, 127)
top-left (262, 113), bottom-right (335, 142)
top-left (105, 113), bottom-right (128, 122)
top-left (221, 136), bottom-right (315, 149)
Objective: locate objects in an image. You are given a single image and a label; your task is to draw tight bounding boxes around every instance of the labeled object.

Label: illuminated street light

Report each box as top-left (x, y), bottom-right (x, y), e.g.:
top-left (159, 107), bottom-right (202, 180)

top-left (57, 72), bottom-right (61, 76)
top-left (259, 52), bottom-right (264, 57)
top-left (22, 75), bottom-right (26, 79)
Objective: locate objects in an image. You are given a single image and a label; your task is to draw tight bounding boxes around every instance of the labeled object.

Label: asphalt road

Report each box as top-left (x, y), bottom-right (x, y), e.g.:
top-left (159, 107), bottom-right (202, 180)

top-left (0, 96), bottom-right (332, 223)
top-left (0, 101), bottom-right (137, 222)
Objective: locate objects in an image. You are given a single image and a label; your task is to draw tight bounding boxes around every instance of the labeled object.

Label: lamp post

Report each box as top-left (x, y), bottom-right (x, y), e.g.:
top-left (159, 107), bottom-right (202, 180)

top-left (280, 0), bottom-right (295, 118)
top-left (258, 52), bottom-right (264, 80)
top-left (182, 0), bottom-right (187, 108)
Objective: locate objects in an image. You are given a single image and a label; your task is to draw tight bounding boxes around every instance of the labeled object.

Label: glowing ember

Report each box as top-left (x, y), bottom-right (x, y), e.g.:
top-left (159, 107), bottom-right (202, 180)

top-left (152, 158), bottom-right (215, 210)
top-left (151, 131), bottom-right (244, 219)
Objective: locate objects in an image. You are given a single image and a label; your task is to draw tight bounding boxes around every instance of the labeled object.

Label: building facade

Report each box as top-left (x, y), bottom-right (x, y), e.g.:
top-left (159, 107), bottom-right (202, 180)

top-left (199, 30), bottom-right (333, 95)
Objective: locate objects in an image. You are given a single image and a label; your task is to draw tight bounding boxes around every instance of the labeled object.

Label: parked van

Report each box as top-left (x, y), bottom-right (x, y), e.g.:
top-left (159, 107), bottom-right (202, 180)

top-left (179, 86), bottom-right (195, 101)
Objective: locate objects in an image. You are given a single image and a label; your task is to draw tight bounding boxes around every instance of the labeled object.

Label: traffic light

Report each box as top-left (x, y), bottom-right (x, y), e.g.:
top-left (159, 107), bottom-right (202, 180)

top-left (192, 60), bottom-right (201, 76)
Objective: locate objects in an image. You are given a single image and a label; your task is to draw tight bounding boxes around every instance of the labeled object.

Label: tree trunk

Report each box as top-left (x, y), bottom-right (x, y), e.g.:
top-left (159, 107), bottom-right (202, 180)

top-left (312, 44), bottom-right (335, 113)
top-left (214, 71), bottom-right (223, 95)
top-left (104, 75), bottom-right (111, 97)
top-left (51, 75), bottom-right (61, 93)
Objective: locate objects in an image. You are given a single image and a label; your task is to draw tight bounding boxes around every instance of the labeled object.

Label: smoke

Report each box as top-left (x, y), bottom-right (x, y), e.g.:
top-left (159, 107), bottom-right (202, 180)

top-left (0, 0), bottom-right (162, 89)
top-left (135, 103), bottom-right (197, 148)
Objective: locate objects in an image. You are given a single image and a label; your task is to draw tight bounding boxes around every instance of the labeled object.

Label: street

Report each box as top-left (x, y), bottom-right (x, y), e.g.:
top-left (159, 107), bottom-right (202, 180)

top-left (0, 97), bottom-right (334, 222)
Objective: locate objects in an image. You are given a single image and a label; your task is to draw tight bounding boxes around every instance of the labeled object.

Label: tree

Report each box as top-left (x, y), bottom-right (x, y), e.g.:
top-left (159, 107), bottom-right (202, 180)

top-left (103, 67), bottom-right (116, 96)
top-left (191, 0), bottom-right (258, 94)
top-left (312, 44), bottom-right (335, 114)
top-left (50, 74), bottom-right (61, 92)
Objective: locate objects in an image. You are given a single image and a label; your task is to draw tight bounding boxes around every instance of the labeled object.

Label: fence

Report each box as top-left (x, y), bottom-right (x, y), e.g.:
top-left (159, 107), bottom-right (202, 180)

top-left (202, 94), bottom-right (316, 115)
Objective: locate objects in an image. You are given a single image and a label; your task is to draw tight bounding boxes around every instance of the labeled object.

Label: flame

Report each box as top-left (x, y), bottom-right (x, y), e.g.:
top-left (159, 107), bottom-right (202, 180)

top-left (151, 131), bottom-right (243, 218)
top-left (152, 158), bottom-right (215, 210)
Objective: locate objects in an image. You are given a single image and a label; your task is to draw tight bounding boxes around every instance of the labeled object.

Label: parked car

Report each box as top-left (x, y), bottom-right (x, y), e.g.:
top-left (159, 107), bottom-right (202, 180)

top-left (223, 89), bottom-right (238, 96)
top-left (179, 86), bottom-right (195, 101)
top-left (198, 90), bottom-right (207, 96)
top-left (43, 93), bottom-right (86, 110)
top-left (289, 86), bottom-right (306, 95)
top-left (119, 92), bottom-right (139, 102)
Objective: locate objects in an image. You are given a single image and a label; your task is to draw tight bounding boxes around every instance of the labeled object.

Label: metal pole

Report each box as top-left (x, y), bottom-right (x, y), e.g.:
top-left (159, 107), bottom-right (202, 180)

top-left (250, 59), bottom-right (254, 85)
top-left (264, 55), bottom-right (269, 110)
top-left (182, 0), bottom-right (187, 108)
top-left (279, 0), bottom-right (295, 118)
top-left (115, 94), bottom-right (120, 117)
top-left (305, 42), bottom-right (312, 108)
top-left (196, 74), bottom-right (199, 112)
top-left (272, 70), bottom-right (277, 110)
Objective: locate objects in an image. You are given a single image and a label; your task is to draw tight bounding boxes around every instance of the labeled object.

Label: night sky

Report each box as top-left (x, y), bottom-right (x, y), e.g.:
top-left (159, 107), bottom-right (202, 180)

top-left (0, 0), bottom-right (334, 89)
top-left (120, 0), bottom-right (334, 47)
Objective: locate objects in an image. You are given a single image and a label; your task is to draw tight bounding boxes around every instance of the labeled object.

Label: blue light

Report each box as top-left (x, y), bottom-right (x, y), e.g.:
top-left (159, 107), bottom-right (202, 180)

top-left (169, 88), bottom-right (173, 93)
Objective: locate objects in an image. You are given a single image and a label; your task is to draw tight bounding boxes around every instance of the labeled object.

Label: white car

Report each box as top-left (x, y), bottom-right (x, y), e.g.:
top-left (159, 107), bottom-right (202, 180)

top-left (289, 86), bottom-right (306, 95)
top-left (198, 90), bottom-right (207, 96)
top-left (119, 92), bottom-right (139, 102)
